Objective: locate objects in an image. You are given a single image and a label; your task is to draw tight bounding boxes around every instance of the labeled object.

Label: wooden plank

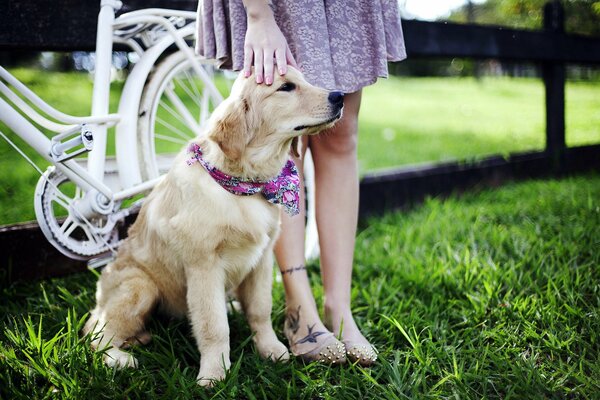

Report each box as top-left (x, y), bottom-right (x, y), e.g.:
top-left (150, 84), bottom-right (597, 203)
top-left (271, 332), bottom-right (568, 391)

top-left (0, 214), bottom-right (136, 286)
top-left (358, 145), bottom-right (600, 217)
top-left (1, 1), bottom-right (600, 64)
top-left (2, 145), bottom-right (599, 284)
top-left (0, 0), bottom-right (198, 52)
top-left (0, 222), bottom-right (88, 285)
top-left (403, 20), bottom-right (600, 64)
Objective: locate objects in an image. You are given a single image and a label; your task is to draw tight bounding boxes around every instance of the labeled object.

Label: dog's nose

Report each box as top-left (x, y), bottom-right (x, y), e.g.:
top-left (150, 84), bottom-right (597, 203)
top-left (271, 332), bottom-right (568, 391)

top-left (328, 91), bottom-right (344, 107)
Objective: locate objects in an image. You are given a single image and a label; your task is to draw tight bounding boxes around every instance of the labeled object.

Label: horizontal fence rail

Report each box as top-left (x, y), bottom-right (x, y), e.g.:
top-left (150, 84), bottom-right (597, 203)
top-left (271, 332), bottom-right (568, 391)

top-left (1, 1), bottom-right (599, 283)
top-left (359, 145), bottom-right (600, 217)
top-left (2, 1), bottom-right (600, 65)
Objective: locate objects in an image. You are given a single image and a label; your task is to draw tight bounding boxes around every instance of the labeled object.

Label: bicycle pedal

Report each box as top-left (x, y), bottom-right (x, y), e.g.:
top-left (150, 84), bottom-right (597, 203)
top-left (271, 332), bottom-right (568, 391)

top-left (50, 124), bottom-right (94, 162)
top-left (87, 253), bottom-right (115, 270)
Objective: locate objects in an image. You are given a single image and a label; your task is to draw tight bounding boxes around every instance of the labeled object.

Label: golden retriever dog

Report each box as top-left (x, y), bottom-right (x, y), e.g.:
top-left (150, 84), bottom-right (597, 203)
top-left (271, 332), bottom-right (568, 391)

top-left (83, 66), bottom-right (344, 386)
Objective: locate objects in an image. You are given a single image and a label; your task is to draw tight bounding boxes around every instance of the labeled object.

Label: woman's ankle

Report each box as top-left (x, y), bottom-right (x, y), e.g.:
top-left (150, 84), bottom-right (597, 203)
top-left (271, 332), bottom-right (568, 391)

top-left (323, 301), bottom-right (352, 328)
top-left (323, 302), bottom-right (371, 344)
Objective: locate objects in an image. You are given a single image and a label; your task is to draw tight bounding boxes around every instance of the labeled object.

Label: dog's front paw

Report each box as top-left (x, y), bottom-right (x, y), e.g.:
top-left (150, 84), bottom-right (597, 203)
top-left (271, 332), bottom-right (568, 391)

top-left (257, 340), bottom-right (290, 362)
top-left (103, 347), bottom-right (138, 369)
top-left (197, 363), bottom-right (228, 387)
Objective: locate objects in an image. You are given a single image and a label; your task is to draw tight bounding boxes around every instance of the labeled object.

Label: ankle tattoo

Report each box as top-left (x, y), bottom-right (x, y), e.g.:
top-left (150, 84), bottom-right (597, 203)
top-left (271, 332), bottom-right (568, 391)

top-left (280, 264), bottom-right (306, 275)
top-left (286, 306), bottom-right (329, 345)
top-left (295, 324), bottom-right (327, 345)
top-left (286, 305), bottom-right (301, 334)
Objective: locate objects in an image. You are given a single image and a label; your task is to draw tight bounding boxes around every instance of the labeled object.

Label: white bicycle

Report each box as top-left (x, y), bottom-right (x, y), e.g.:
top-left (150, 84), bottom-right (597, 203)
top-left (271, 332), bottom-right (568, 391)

top-left (0, 0), bottom-right (226, 261)
top-left (0, 0), bottom-right (320, 264)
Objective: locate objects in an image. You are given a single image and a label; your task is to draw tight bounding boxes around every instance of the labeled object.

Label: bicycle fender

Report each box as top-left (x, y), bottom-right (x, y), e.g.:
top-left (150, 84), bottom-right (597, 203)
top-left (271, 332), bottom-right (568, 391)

top-left (115, 24), bottom-right (196, 189)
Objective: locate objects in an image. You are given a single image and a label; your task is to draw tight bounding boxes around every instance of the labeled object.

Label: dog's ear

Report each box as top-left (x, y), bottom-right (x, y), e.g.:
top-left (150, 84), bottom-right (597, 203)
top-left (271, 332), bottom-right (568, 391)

top-left (290, 137), bottom-right (300, 158)
top-left (210, 99), bottom-right (251, 160)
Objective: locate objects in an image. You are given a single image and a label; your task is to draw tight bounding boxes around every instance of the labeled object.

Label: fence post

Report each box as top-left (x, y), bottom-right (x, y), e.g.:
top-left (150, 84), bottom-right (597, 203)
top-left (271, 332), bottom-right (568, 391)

top-left (542, 0), bottom-right (566, 172)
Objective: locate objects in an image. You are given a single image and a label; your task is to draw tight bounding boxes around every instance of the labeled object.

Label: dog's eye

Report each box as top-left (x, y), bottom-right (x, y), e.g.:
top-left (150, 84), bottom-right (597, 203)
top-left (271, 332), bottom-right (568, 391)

top-left (277, 82), bottom-right (296, 92)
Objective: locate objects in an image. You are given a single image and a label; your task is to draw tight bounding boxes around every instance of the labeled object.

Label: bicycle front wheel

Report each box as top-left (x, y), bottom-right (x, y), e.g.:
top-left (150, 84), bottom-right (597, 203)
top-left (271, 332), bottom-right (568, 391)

top-left (137, 51), bottom-right (229, 181)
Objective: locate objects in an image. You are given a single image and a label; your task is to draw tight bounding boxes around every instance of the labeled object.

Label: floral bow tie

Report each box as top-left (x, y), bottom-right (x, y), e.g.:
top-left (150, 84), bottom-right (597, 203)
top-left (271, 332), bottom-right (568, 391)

top-left (187, 143), bottom-right (300, 216)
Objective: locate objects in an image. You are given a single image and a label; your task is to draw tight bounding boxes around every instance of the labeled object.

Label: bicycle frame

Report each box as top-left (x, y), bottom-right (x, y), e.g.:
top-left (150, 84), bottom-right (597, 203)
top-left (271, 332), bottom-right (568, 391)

top-left (0, 0), bottom-right (223, 208)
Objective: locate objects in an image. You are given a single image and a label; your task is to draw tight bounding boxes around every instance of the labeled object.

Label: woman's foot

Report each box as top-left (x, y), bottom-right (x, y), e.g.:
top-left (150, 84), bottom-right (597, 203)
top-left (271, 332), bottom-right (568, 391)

top-left (325, 305), bottom-right (377, 366)
top-left (283, 304), bottom-right (346, 364)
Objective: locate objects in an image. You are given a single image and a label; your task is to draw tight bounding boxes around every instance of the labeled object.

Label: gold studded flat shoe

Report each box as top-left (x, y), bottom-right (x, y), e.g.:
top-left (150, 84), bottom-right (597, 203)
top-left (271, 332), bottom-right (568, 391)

top-left (292, 333), bottom-right (347, 365)
top-left (344, 342), bottom-right (378, 366)
top-left (284, 316), bottom-right (347, 365)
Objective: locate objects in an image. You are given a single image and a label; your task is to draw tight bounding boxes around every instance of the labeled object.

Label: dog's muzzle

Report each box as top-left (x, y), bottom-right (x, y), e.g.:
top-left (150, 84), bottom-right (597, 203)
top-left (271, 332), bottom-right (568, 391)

top-left (293, 91), bottom-right (345, 131)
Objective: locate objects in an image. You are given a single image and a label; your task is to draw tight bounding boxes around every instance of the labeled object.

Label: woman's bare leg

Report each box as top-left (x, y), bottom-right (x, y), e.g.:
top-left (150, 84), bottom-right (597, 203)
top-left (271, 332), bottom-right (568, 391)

top-left (308, 90), bottom-right (373, 353)
top-left (274, 140), bottom-right (344, 361)
top-left (276, 91), bottom-right (374, 363)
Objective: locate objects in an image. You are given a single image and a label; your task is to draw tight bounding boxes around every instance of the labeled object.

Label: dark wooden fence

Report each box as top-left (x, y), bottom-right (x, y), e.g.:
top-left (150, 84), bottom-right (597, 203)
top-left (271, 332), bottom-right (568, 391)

top-left (1, 1), bottom-right (599, 283)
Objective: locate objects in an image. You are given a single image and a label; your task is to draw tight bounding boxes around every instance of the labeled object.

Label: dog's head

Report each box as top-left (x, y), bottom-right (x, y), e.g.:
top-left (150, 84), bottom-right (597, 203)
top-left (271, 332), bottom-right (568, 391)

top-left (207, 67), bottom-right (343, 163)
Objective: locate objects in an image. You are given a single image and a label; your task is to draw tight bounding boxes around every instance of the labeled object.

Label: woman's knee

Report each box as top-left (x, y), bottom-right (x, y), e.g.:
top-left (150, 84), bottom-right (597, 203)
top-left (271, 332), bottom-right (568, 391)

top-left (311, 90), bottom-right (361, 157)
top-left (312, 116), bottom-right (358, 156)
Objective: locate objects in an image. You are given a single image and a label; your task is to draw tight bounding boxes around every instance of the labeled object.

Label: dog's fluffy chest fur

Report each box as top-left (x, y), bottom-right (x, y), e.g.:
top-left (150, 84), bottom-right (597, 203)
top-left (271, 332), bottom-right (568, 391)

top-left (123, 151), bottom-right (281, 314)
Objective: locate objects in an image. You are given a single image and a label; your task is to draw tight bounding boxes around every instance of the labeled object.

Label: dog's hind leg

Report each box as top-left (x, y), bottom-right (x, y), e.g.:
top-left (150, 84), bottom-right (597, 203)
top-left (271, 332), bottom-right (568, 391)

top-left (83, 261), bottom-right (159, 368)
top-left (236, 251), bottom-right (290, 362)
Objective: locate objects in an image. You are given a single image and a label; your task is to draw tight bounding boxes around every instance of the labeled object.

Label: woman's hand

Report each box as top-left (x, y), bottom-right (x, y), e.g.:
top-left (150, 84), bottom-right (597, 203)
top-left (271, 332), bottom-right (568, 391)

top-left (243, 1), bottom-right (297, 85)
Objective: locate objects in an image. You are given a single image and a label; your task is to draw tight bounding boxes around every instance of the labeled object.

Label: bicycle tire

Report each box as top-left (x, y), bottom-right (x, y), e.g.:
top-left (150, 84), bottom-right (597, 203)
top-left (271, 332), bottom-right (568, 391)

top-left (137, 50), bottom-right (227, 181)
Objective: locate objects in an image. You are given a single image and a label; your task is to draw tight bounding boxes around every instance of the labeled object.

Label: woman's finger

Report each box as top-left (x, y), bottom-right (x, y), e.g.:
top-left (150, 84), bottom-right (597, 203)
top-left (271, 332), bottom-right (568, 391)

top-left (275, 48), bottom-right (287, 76)
top-left (263, 49), bottom-right (275, 85)
top-left (254, 48), bottom-right (264, 84)
top-left (286, 47), bottom-right (299, 69)
top-left (243, 45), bottom-right (253, 78)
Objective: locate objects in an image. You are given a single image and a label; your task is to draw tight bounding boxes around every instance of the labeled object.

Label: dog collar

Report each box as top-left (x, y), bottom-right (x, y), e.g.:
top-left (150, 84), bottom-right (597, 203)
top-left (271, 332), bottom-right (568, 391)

top-left (186, 143), bottom-right (300, 216)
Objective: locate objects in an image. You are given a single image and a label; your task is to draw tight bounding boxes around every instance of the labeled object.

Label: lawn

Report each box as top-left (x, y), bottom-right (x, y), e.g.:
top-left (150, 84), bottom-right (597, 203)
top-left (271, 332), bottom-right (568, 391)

top-left (1, 175), bottom-right (598, 399)
top-left (1, 69), bottom-right (599, 224)
top-left (359, 75), bottom-right (600, 171)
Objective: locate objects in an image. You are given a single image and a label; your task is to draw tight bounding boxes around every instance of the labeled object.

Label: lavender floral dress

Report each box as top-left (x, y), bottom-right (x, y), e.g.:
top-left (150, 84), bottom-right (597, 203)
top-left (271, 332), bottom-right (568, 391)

top-left (196, 0), bottom-right (407, 93)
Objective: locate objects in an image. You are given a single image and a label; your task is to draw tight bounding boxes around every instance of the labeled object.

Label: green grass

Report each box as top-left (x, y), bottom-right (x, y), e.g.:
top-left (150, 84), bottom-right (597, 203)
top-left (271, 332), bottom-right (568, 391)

top-left (1, 69), bottom-right (599, 224)
top-left (1, 68), bottom-right (598, 398)
top-left (359, 76), bottom-right (600, 171)
top-left (1, 175), bottom-right (599, 399)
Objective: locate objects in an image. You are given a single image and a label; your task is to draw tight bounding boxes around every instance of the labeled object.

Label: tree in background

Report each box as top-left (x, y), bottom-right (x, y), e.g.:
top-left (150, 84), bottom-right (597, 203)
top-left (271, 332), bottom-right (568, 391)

top-left (448, 0), bottom-right (600, 36)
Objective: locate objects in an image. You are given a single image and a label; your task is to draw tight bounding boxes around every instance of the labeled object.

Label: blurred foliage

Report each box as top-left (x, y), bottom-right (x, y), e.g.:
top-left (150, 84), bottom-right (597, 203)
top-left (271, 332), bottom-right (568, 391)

top-left (448, 0), bottom-right (600, 36)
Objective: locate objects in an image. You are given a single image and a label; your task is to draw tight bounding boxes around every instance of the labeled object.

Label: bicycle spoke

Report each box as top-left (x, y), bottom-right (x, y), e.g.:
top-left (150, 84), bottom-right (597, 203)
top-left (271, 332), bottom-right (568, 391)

top-left (63, 221), bottom-right (79, 238)
top-left (154, 133), bottom-right (188, 145)
top-left (158, 96), bottom-right (186, 124)
top-left (185, 68), bottom-right (216, 125)
top-left (156, 115), bottom-right (193, 141)
top-left (52, 195), bottom-right (71, 211)
top-left (182, 69), bottom-right (204, 102)
top-left (200, 91), bottom-right (211, 125)
top-left (174, 74), bottom-right (203, 105)
top-left (164, 86), bottom-right (202, 134)
top-left (60, 216), bottom-right (74, 233)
